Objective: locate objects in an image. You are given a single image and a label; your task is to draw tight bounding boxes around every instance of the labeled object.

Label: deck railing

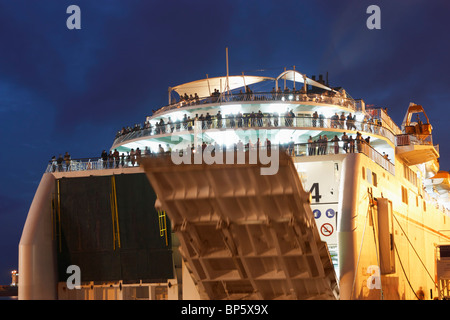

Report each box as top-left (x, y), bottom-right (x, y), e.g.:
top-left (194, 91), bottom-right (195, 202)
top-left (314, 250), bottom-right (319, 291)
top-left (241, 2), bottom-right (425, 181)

top-left (396, 133), bottom-right (434, 146)
top-left (46, 140), bottom-right (395, 176)
top-left (154, 91), bottom-right (357, 116)
top-left (113, 115), bottom-right (396, 148)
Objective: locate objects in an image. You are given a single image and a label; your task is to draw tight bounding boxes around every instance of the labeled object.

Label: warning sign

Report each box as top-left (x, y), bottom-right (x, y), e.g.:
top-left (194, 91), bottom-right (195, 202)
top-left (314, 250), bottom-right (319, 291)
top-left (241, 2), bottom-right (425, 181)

top-left (320, 223), bottom-right (334, 237)
top-left (312, 203), bottom-right (337, 245)
top-left (313, 209), bottom-right (321, 219)
top-left (325, 208), bottom-right (335, 218)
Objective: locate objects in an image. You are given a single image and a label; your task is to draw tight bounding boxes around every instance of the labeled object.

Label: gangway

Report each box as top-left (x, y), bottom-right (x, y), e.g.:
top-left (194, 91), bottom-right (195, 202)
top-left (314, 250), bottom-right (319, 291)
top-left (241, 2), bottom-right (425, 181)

top-left (141, 149), bottom-right (339, 300)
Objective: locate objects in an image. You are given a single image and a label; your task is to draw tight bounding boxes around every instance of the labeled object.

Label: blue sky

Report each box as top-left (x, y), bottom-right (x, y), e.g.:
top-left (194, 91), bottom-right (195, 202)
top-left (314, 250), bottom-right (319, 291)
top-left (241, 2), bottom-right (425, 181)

top-left (0, 0), bottom-right (449, 285)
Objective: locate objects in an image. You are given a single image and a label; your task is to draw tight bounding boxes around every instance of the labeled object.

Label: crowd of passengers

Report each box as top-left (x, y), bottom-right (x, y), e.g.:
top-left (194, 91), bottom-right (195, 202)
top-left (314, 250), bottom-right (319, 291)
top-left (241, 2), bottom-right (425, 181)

top-left (116, 109), bottom-right (383, 138)
top-left (154, 83), bottom-right (359, 119)
top-left (49, 152), bottom-right (72, 172)
top-left (115, 84), bottom-right (382, 138)
top-left (308, 131), bottom-right (390, 160)
top-left (176, 85), bottom-right (352, 105)
top-left (160, 131), bottom-right (390, 160)
top-left (51, 128), bottom-right (391, 172)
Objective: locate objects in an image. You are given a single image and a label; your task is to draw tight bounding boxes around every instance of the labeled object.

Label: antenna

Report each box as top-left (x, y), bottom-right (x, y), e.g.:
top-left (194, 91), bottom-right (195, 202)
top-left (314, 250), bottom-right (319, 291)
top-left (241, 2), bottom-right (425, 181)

top-left (293, 65), bottom-right (296, 91)
top-left (206, 74), bottom-right (211, 96)
top-left (226, 47), bottom-right (230, 95)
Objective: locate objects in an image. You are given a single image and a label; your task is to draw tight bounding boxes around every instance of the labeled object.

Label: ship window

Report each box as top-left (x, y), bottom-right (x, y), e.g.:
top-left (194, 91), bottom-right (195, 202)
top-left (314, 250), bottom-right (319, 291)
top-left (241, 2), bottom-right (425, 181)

top-left (362, 166), bottom-right (365, 180)
top-left (367, 168), bottom-right (372, 184)
top-left (423, 200), bottom-right (426, 212)
top-left (403, 166), bottom-right (418, 187)
top-left (372, 172), bottom-right (377, 187)
top-left (416, 196), bottom-right (419, 207)
top-left (401, 186), bottom-right (408, 204)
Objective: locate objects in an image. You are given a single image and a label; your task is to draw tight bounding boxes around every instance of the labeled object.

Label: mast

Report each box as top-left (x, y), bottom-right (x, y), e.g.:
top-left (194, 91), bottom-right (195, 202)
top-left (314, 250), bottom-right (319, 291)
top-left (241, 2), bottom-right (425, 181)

top-left (303, 74), bottom-right (307, 94)
top-left (226, 47), bottom-right (230, 96)
top-left (293, 65), bottom-right (296, 91)
top-left (206, 74), bottom-right (211, 96)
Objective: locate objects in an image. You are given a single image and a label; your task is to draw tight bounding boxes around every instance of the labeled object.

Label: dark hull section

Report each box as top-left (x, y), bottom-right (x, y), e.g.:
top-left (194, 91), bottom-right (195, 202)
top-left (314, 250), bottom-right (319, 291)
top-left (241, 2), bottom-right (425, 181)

top-left (55, 173), bottom-right (173, 284)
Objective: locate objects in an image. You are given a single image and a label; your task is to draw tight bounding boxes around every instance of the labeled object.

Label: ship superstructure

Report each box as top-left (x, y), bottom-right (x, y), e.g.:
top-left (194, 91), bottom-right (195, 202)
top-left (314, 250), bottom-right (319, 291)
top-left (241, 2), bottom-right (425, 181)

top-left (19, 68), bottom-right (450, 300)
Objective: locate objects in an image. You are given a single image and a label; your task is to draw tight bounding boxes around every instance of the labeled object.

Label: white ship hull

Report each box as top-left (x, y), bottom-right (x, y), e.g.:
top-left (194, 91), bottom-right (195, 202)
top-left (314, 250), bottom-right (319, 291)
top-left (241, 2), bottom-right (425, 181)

top-left (18, 68), bottom-right (450, 300)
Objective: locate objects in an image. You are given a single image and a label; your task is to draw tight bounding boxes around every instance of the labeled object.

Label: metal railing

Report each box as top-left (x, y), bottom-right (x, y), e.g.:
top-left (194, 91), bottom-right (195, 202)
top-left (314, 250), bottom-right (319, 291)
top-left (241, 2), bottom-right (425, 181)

top-left (113, 115), bottom-right (396, 147)
top-left (46, 157), bottom-right (110, 173)
top-left (359, 142), bottom-right (395, 175)
top-left (46, 141), bottom-right (395, 176)
top-left (154, 91), bottom-right (357, 116)
top-left (396, 133), bottom-right (434, 146)
top-left (292, 140), bottom-right (394, 175)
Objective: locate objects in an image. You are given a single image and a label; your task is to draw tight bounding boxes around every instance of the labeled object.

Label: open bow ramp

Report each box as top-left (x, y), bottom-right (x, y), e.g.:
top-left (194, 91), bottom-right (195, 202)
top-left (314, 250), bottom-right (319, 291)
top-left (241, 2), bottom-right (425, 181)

top-left (141, 150), bottom-right (339, 300)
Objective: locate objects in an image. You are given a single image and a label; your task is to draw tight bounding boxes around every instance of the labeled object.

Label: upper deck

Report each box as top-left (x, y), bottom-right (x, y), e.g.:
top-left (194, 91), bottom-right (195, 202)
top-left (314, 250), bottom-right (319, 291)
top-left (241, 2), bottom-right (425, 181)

top-left (111, 69), bottom-right (402, 159)
top-left (103, 69), bottom-right (446, 209)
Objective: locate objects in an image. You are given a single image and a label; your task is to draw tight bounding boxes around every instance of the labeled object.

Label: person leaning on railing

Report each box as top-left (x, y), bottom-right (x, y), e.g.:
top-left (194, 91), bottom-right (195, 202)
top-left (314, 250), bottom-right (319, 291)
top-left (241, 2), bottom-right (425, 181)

top-left (356, 132), bottom-right (363, 152)
top-left (349, 136), bottom-right (355, 153)
top-left (50, 156), bottom-right (57, 172)
top-left (101, 150), bottom-right (108, 168)
top-left (216, 110), bottom-right (223, 128)
top-left (308, 136), bottom-right (314, 155)
top-left (332, 135), bottom-right (340, 154)
top-left (57, 154), bottom-right (63, 172)
top-left (64, 152), bottom-right (71, 171)
top-left (342, 132), bottom-right (350, 152)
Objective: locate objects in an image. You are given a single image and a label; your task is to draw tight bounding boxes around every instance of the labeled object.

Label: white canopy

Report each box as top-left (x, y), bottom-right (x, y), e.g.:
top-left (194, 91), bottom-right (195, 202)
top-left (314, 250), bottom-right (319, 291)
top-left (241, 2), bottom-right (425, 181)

top-left (171, 69), bottom-right (337, 100)
top-left (276, 70), bottom-right (337, 93)
top-left (171, 75), bottom-right (275, 98)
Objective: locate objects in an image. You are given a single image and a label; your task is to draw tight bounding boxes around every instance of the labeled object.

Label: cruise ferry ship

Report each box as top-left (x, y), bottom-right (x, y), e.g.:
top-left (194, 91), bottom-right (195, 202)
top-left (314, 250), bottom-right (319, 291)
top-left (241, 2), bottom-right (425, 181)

top-left (19, 68), bottom-right (450, 300)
